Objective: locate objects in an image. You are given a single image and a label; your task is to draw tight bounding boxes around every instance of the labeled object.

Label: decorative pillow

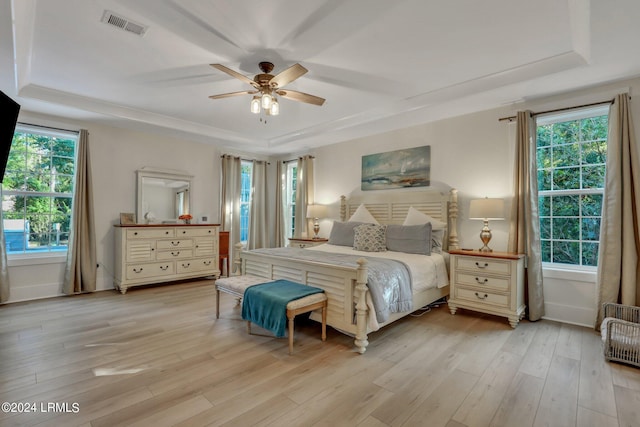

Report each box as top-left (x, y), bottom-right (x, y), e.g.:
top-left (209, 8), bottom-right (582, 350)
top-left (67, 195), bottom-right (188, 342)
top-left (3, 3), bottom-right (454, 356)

top-left (353, 224), bottom-right (387, 252)
top-left (431, 229), bottom-right (444, 254)
top-left (386, 223), bottom-right (432, 255)
top-left (402, 206), bottom-right (447, 230)
top-left (328, 221), bottom-right (366, 247)
top-left (349, 204), bottom-right (379, 224)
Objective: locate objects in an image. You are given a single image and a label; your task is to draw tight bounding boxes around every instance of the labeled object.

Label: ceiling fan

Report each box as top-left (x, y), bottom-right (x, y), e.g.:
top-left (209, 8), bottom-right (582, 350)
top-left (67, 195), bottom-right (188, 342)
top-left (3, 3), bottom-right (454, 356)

top-left (209, 62), bottom-right (325, 116)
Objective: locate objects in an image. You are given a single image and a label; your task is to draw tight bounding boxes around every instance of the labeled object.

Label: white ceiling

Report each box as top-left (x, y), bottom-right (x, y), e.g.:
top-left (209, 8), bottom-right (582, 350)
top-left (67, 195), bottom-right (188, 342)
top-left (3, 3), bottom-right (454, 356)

top-left (1, 0), bottom-right (640, 155)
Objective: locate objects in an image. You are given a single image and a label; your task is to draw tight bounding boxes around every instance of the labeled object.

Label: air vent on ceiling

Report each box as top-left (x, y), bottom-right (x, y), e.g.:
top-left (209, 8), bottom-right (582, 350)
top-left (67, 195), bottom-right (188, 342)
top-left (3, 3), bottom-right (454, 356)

top-left (101, 10), bottom-right (148, 37)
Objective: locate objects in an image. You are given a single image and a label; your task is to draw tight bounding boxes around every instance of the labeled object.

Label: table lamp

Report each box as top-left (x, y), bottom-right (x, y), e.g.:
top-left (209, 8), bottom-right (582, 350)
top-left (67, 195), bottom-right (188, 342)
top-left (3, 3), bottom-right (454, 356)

top-left (306, 204), bottom-right (328, 239)
top-left (469, 198), bottom-right (505, 252)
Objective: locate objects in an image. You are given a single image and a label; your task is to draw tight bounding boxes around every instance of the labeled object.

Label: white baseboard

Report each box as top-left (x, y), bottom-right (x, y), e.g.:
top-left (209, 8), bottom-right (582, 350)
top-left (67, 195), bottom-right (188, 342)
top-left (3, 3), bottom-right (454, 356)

top-left (543, 301), bottom-right (595, 328)
top-left (7, 282), bottom-right (64, 303)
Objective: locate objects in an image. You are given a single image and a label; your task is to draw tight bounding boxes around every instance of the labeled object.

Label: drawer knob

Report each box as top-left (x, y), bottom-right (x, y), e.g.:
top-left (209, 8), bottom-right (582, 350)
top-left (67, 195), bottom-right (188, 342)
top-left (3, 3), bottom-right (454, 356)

top-left (160, 265), bottom-right (169, 271)
top-left (475, 292), bottom-right (488, 300)
top-left (475, 262), bottom-right (489, 269)
top-left (133, 267), bottom-right (143, 273)
top-left (475, 277), bottom-right (488, 284)
top-left (134, 232), bottom-right (138, 236)
top-left (182, 231), bottom-right (186, 234)
top-left (165, 231), bottom-right (169, 235)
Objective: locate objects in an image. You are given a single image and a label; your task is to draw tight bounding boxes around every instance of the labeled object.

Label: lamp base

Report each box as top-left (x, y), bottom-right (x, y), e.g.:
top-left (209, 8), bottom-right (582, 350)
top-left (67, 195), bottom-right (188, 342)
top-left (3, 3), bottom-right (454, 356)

top-left (312, 219), bottom-right (320, 239)
top-left (478, 220), bottom-right (493, 252)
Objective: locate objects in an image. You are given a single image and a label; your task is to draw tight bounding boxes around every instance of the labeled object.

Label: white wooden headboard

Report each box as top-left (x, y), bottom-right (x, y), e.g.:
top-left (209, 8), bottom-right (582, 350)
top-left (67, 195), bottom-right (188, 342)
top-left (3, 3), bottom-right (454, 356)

top-left (340, 188), bottom-right (459, 250)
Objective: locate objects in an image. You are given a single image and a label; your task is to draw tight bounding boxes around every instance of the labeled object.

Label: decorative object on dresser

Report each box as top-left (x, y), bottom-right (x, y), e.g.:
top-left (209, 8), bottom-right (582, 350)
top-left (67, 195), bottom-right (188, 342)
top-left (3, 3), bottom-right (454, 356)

top-left (306, 204), bottom-right (328, 239)
top-left (288, 237), bottom-right (328, 248)
top-left (114, 224), bottom-right (220, 294)
top-left (448, 249), bottom-right (525, 328)
top-left (120, 212), bottom-right (136, 225)
top-left (469, 197), bottom-right (505, 252)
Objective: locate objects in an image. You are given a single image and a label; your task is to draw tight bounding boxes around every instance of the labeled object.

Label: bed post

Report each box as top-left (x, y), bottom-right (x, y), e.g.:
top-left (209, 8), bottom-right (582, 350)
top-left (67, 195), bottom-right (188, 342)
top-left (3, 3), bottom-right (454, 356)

top-left (354, 257), bottom-right (369, 354)
top-left (448, 189), bottom-right (460, 250)
top-left (340, 195), bottom-right (347, 222)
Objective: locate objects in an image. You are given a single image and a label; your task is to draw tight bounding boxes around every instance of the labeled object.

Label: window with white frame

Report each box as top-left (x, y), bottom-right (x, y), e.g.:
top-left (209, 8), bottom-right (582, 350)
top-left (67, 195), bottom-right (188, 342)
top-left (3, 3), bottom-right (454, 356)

top-left (284, 161), bottom-right (297, 238)
top-left (536, 106), bottom-right (609, 267)
top-left (239, 161), bottom-right (252, 243)
top-left (2, 125), bottom-right (77, 255)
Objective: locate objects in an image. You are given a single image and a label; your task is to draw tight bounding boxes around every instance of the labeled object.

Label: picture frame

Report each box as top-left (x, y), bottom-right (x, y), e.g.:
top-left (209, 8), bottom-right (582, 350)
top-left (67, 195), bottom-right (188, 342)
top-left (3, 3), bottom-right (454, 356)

top-left (120, 212), bottom-right (136, 225)
top-left (361, 145), bottom-right (431, 191)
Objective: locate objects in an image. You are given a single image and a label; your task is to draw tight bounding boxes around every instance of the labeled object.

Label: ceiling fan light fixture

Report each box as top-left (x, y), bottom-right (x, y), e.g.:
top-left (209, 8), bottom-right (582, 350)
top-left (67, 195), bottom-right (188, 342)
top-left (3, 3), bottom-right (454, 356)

top-left (270, 98), bottom-right (280, 116)
top-left (261, 92), bottom-right (273, 109)
top-left (250, 96), bottom-right (261, 114)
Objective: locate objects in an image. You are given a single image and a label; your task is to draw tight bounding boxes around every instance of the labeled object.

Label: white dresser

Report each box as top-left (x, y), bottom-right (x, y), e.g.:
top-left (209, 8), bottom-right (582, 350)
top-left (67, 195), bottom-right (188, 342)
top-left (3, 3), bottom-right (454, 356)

top-left (114, 224), bottom-right (220, 294)
top-left (447, 249), bottom-right (525, 328)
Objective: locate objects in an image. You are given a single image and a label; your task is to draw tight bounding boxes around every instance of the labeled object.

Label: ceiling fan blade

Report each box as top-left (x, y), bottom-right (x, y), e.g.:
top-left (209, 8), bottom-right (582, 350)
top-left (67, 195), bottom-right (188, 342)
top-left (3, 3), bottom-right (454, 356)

top-left (210, 64), bottom-right (259, 88)
top-left (208, 90), bottom-right (257, 100)
top-left (269, 63), bottom-right (308, 88)
top-left (277, 90), bottom-right (325, 106)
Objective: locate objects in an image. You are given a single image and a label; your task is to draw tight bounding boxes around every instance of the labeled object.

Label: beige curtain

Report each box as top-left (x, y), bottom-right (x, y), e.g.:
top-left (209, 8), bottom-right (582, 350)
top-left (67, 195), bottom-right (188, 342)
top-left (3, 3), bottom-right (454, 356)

top-left (63, 129), bottom-right (96, 294)
top-left (508, 111), bottom-right (545, 321)
top-left (596, 93), bottom-right (640, 327)
top-left (0, 186), bottom-right (9, 303)
top-left (273, 161), bottom-right (287, 247)
top-left (294, 155), bottom-right (315, 238)
top-left (247, 160), bottom-right (267, 249)
top-left (220, 155), bottom-right (242, 264)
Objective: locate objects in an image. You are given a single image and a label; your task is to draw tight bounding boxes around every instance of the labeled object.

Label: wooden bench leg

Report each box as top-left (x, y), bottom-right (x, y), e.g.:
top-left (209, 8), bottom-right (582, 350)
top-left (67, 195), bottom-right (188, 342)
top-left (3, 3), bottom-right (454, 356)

top-left (322, 303), bottom-right (327, 342)
top-left (216, 288), bottom-right (220, 319)
top-left (288, 313), bottom-right (295, 355)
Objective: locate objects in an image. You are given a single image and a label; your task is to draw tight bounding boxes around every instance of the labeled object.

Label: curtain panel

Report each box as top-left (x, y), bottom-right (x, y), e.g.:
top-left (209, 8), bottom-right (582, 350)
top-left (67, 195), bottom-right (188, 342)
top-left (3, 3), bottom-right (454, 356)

top-left (595, 93), bottom-right (640, 328)
top-left (508, 111), bottom-right (545, 321)
top-left (63, 129), bottom-right (97, 294)
top-left (293, 155), bottom-right (315, 238)
top-left (220, 155), bottom-right (242, 268)
top-left (247, 160), bottom-right (267, 250)
top-left (0, 191), bottom-right (9, 302)
top-left (274, 161), bottom-right (287, 247)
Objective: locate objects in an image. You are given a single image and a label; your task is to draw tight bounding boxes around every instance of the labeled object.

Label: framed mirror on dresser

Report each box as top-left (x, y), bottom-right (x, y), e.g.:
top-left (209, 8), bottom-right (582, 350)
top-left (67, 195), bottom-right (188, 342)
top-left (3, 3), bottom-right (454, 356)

top-left (136, 168), bottom-right (193, 223)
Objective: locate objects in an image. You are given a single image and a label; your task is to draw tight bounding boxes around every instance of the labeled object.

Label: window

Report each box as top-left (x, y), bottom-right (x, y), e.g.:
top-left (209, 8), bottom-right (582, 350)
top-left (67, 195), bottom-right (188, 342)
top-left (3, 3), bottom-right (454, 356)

top-left (2, 125), bottom-right (77, 255)
top-left (284, 162), bottom-right (297, 238)
top-left (536, 106), bottom-right (608, 267)
top-left (240, 161), bottom-right (252, 243)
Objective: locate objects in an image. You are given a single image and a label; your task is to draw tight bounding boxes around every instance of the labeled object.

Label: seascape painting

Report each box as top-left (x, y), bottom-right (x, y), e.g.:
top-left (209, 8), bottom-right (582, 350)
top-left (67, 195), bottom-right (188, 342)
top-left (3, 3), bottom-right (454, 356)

top-left (361, 145), bottom-right (431, 191)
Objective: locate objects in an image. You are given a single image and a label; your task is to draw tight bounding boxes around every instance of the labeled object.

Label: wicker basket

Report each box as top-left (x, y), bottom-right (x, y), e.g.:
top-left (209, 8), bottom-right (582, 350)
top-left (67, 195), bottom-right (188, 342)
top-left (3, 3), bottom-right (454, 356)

top-left (602, 302), bottom-right (640, 368)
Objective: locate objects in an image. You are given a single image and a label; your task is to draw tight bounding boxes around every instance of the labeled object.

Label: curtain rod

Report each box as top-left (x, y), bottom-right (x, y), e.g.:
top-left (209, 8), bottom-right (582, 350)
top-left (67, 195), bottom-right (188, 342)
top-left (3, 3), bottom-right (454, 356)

top-left (220, 155), bottom-right (270, 165)
top-left (498, 98), bottom-right (615, 122)
top-left (17, 121), bottom-right (80, 134)
top-left (283, 155), bottom-right (315, 163)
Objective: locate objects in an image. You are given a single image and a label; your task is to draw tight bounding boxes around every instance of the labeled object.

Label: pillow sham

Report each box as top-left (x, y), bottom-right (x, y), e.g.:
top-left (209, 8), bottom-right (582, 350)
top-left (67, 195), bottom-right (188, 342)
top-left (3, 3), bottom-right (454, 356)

top-left (353, 223), bottom-right (387, 252)
top-left (328, 221), bottom-right (367, 247)
top-left (431, 229), bottom-right (444, 254)
top-left (386, 223), bottom-right (432, 255)
top-left (349, 204), bottom-right (379, 224)
top-left (402, 206), bottom-right (447, 230)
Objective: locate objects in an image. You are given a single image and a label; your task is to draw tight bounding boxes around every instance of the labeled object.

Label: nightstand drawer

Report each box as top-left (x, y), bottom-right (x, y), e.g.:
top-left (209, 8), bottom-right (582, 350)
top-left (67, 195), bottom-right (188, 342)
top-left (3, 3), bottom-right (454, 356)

top-left (456, 287), bottom-right (509, 308)
top-left (455, 272), bottom-right (510, 292)
top-left (456, 256), bottom-right (511, 275)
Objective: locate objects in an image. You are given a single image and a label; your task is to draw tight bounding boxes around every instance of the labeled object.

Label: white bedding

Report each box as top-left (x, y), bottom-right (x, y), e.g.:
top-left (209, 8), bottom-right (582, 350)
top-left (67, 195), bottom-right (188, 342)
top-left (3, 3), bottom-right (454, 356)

top-left (307, 243), bottom-right (449, 291)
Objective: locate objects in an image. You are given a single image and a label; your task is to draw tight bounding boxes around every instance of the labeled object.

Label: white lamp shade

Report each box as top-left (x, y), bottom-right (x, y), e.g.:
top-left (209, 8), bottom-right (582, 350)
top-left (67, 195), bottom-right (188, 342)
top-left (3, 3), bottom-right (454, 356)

top-left (469, 198), bottom-right (505, 220)
top-left (306, 204), bottom-right (328, 219)
top-left (270, 99), bottom-right (280, 115)
top-left (250, 96), bottom-right (261, 114)
top-left (261, 92), bottom-right (273, 109)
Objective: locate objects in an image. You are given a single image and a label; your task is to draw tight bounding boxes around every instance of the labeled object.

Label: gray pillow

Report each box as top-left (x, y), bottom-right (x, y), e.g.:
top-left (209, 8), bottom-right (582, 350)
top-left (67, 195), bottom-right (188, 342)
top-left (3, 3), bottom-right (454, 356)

top-left (386, 223), bottom-right (432, 255)
top-left (328, 221), bottom-right (366, 246)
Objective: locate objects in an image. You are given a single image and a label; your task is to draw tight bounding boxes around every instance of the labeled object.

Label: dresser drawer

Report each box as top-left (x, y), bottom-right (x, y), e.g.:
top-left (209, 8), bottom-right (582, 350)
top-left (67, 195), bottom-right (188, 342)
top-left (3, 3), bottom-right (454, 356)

top-left (126, 241), bottom-right (155, 262)
top-left (455, 272), bottom-right (510, 292)
top-left (125, 261), bottom-right (175, 280)
top-left (456, 256), bottom-right (511, 275)
top-left (157, 249), bottom-right (194, 260)
top-left (455, 287), bottom-right (509, 308)
top-left (157, 239), bottom-right (193, 250)
top-left (176, 227), bottom-right (217, 238)
top-left (127, 228), bottom-right (175, 239)
top-left (176, 258), bottom-right (216, 274)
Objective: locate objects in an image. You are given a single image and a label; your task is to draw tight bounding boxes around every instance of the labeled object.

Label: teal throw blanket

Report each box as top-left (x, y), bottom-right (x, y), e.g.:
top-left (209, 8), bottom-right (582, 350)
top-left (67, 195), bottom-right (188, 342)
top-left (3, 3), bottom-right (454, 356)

top-left (241, 279), bottom-right (324, 338)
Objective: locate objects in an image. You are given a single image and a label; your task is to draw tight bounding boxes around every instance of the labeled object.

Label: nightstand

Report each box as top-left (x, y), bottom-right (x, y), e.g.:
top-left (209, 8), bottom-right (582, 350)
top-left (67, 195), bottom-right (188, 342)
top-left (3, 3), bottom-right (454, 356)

top-left (288, 237), bottom-right (328, 248)
top-left (448, 249), bottom-right (525, 328)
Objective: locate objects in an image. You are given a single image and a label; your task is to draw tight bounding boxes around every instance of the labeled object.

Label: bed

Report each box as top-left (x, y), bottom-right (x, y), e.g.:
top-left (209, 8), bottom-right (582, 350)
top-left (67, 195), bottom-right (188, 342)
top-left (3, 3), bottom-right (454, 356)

top-left (236, 188), bottom-right (459, 354)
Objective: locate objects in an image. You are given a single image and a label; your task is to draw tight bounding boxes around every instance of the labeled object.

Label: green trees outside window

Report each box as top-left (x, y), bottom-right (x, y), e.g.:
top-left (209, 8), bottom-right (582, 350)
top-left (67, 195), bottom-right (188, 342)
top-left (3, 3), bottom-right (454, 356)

top-left (536, 110), bottom-right (608, 267)
top-left (2, 128), bottom-right (77, 254)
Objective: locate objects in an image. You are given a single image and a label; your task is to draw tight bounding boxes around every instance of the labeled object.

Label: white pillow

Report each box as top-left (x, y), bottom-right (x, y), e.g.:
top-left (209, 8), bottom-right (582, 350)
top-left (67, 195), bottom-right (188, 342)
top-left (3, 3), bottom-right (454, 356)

top-left (349, 204), bottom-right (379, 224)
top-left (403, 206), bottom-right (446, 230)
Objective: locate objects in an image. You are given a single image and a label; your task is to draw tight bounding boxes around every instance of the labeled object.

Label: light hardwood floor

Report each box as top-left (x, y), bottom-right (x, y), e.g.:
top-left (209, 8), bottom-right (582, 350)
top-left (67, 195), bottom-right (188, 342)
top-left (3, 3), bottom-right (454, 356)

top-left (1, 280), bottom-right (639, 427)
